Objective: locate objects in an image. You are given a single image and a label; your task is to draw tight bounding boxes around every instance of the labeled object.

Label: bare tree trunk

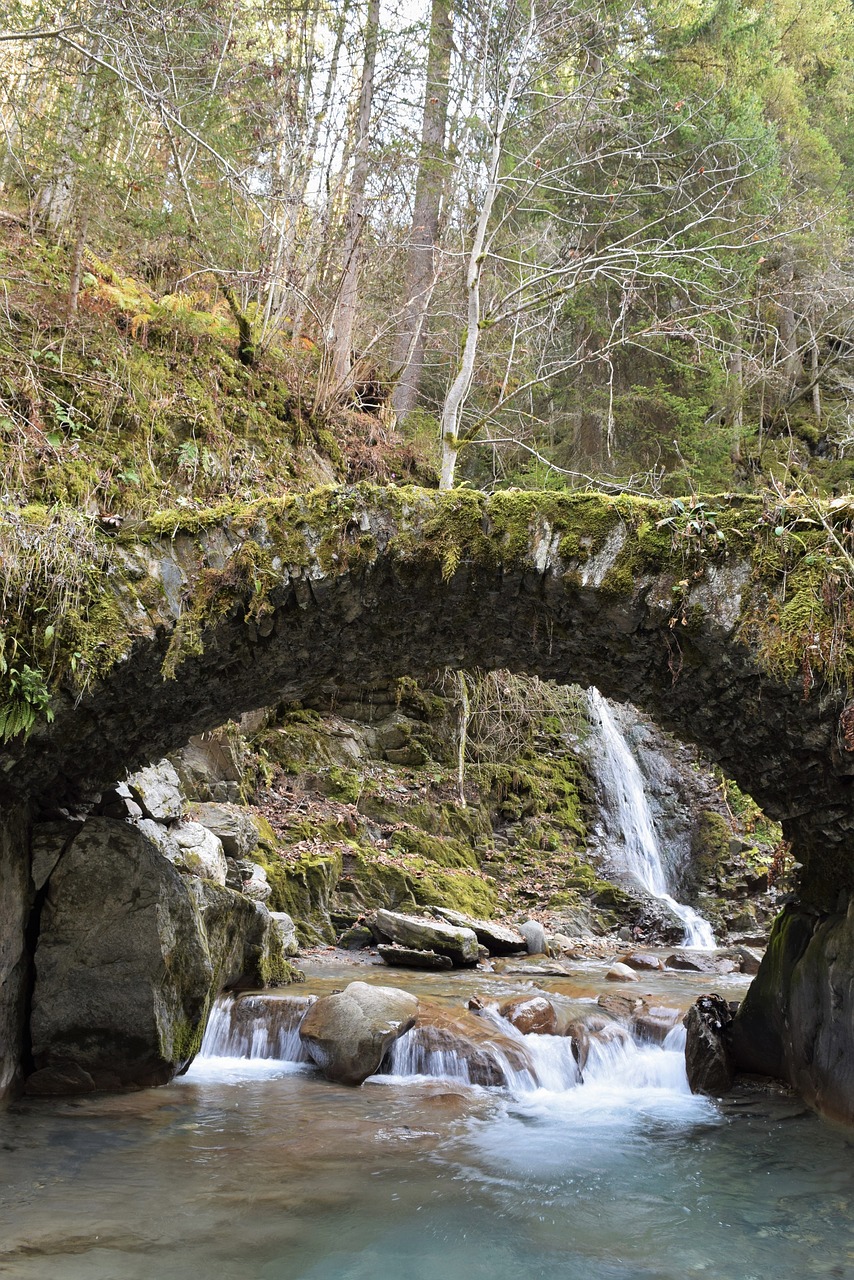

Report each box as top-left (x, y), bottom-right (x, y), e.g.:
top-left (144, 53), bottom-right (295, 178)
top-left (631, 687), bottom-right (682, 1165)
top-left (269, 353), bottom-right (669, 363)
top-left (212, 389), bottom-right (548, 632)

top-left (439, 3), bottom-right (535, 490)
top-left (328, 0), bottom-right (380, 396)
top-left (66, 206), bottom-right (89, 317)
top-left (729, 341), bottom-right (743, 463)
top-left (777, 243), bottom-right (802, 403)
top-left (391, 0), bottom-right (452, 421)
top-left (289, 0), bottom-right (352, 348)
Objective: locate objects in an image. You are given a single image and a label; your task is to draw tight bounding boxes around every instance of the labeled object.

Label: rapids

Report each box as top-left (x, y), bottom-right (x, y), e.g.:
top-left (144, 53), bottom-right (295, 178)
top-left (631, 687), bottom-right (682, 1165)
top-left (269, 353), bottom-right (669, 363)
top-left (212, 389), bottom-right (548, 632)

top-left (2, 960), bottom-right (853, 1280)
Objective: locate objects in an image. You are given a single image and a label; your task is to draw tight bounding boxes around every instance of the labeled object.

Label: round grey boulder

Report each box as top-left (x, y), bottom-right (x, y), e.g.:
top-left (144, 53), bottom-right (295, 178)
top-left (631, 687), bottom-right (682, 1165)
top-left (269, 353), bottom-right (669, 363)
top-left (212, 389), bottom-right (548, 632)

top-left (299, 981), bottom-right (418, 1085)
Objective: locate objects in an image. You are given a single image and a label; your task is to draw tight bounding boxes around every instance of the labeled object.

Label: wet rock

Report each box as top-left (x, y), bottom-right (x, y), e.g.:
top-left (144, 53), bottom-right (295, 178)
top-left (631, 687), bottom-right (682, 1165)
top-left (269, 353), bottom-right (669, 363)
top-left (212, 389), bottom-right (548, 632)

top-left (25, 1062), bottom-right (96, 1096)
top-left (566, 1013), bottom-right (630, 1071)
top-left (684, 994), bottom-right (735, 1095)
top-left (597, 992), bottom-right (645, 1021)
top-left (401, 1002), bottom-right (536, 1086)
top-left (731, 902), bottom-right (854, 1123)
top-left (127, 760), bottom-right (184, 822)
top-left (665, 950), bottom-right (721, 973)
top-left (519, 920), bottom-right (548, 955)
top-left (619, 952), bottom-right (662, 971)
top-left (337, 924), bottom-right (374, 950)
top-left (216, 992), bottom-right (316, 1058)
top-left (378, 944), bottom-right (453, 971)
top-left (498, 995), bottom-right (557, 1035)
top-left (298, 981), bottom-right (418, 1085)
top-left (29, 818), bottom-right (285, 1090)
top-left (606, 962), bottom-right (639, 983)
top-left (190, 802), bottom-right (261, 858)
top-left (170, 822), bottom-right (228, 885)
top-left (431, 908), bottom-right (527, 955)
top-left (632, 1005), bottom-right (682, 1044)
top-left (373, 909), bottom-right (478, 966)
top-left (735, 944), bottom-right (764, 975)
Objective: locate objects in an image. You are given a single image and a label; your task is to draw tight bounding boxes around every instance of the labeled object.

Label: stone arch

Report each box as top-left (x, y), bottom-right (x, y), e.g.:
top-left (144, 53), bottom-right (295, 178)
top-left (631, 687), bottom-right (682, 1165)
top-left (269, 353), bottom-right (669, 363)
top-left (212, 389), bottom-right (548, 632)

top-left (4, 486), bottom-right (854, 1116)
top-left (3, 487), bottom-right (852, 907)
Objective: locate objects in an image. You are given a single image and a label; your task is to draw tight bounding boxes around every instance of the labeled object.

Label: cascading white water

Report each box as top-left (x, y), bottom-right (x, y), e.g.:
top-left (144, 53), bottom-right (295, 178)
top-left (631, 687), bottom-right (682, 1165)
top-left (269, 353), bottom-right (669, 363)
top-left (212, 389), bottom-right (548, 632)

top-left (193, 994), bottom-right (694, 1103)
top-left (385, 1008), bottom-right (692, 1098)
top-left (585, 687), bottom-right (716, 949)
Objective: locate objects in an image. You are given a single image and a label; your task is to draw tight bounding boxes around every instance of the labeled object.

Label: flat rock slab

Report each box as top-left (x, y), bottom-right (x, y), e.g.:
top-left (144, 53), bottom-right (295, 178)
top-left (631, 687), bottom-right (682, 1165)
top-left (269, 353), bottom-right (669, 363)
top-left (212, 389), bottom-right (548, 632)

top-left (373, 909), bottom-right (478, 966)
top-left (620, 952), bottom-right (663, 971)
top-left (378, 944), bottom-right (453, 971)
top-left (432, 908), bottom-right (527, 955)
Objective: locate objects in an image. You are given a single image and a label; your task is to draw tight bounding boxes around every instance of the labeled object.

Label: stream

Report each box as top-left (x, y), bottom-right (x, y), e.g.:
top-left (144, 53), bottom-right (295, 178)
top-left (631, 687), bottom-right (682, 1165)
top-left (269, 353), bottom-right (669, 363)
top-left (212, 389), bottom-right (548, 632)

top-left (2, 959), bottom-right (854, 1280)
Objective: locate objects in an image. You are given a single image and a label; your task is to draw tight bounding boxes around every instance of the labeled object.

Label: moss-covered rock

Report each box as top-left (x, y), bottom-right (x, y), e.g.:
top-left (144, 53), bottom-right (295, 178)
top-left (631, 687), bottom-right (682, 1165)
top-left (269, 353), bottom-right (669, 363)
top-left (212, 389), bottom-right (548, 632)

top-left (27, 817), bottom-right (293, 1093)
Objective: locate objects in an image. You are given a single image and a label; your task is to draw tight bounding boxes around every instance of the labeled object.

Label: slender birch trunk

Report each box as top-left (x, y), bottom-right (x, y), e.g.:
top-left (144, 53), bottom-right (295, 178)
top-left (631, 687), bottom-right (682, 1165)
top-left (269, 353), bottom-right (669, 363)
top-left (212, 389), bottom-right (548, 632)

top-left (391, 0), bottom-right (453, 421)
top-left (328, 0), bottom-right (380, 396)
top-left (439, 3), bottom-right (536, 490)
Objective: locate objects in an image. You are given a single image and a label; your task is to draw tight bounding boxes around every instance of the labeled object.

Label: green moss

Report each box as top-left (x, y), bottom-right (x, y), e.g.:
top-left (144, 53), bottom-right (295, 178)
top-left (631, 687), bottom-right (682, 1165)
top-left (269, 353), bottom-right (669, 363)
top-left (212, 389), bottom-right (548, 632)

top-left (475, 753), bottom-right (585, 837)
top-left (389, 826), bottom-right (479, 869)
top-left (325, 766), bottom-right (363, 805)
top-left (167, 1014), bottom-right (204, 1065)
top-left (259, 952), bottom-right (303, 987)
top-left (247, 845), bottom-right (344, 944)
top-left (692, 810), bottom-right (733, 880)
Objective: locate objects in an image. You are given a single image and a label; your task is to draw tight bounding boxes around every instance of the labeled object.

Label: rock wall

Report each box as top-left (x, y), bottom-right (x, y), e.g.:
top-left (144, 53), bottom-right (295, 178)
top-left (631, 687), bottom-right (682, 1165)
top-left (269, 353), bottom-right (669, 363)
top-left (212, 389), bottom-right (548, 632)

top-left (0, 806), bottom-right (31, 1103)
top-left (731, 900), bottom-right (854, 1123)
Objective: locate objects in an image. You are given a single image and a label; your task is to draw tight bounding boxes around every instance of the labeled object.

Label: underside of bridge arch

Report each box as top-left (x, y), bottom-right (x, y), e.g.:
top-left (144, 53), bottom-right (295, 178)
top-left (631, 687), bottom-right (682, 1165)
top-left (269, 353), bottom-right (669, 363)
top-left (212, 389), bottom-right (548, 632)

top-left (2, 486), bottom-right (854, 1115)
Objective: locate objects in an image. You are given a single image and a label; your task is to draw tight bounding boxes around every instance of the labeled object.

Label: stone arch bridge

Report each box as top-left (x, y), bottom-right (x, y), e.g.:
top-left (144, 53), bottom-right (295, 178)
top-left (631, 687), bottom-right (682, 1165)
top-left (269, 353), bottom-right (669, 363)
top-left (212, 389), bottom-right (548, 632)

top-left (2, 486), bottom-right (854, 1115)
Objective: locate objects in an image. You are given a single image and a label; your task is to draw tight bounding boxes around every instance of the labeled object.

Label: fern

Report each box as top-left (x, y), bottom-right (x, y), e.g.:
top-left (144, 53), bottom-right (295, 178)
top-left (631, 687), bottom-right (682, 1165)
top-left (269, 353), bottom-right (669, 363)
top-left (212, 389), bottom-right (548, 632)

top-left (0, 664), bottom-right (54, 743)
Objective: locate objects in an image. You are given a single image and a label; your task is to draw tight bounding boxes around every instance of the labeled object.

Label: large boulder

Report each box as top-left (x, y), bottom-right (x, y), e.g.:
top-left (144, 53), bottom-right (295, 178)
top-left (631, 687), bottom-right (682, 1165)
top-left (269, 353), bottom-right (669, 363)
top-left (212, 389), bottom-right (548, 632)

top-left (432, 908), bottom-right (527, 955)
top-left (127, 759), bottom-right (184, 821)
top-left (27, 818), bottom-right (288, 1093)
top-left (731, 902), bottom-right (854, 1123)
top-left (299, 981), bottom-right (418, 1085)
top-left (373, 909), bottom-right (478, 966)
top-left (519, 920), bottom-right (548, 955)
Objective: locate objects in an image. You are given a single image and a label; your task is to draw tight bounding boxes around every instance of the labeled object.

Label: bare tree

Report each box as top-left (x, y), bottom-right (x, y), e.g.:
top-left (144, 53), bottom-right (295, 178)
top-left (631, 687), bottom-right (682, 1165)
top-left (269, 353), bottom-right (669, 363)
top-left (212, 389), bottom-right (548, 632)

top-left (390, 0), bottom-right (453, 421)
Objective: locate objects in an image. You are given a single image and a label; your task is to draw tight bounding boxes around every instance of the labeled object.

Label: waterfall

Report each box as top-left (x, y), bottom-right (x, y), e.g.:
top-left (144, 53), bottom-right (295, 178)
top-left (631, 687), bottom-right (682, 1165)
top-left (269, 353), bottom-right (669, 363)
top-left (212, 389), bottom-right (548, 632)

top-left (585, 688), bottom-right (715, 949)
top-left (195, 993), bottom-right (315, 1062)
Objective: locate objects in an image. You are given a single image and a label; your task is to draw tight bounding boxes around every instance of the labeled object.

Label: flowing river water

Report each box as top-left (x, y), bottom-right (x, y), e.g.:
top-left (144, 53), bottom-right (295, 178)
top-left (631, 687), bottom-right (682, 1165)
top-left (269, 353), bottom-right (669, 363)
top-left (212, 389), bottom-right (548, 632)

top-left (2, 959), bottom-right (854, 1280)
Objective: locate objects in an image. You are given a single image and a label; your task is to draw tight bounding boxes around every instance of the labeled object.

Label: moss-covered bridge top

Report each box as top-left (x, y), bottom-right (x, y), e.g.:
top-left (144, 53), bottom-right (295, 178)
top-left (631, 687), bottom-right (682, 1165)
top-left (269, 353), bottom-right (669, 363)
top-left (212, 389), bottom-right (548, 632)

top-left (3, 483), bottom-right (854, 904)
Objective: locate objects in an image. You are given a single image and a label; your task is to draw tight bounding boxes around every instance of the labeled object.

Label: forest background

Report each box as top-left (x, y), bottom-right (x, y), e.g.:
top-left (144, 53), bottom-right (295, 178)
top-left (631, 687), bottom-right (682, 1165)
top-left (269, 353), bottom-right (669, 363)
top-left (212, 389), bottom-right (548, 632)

top-left (1, 0), bottom-right (853, 506)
